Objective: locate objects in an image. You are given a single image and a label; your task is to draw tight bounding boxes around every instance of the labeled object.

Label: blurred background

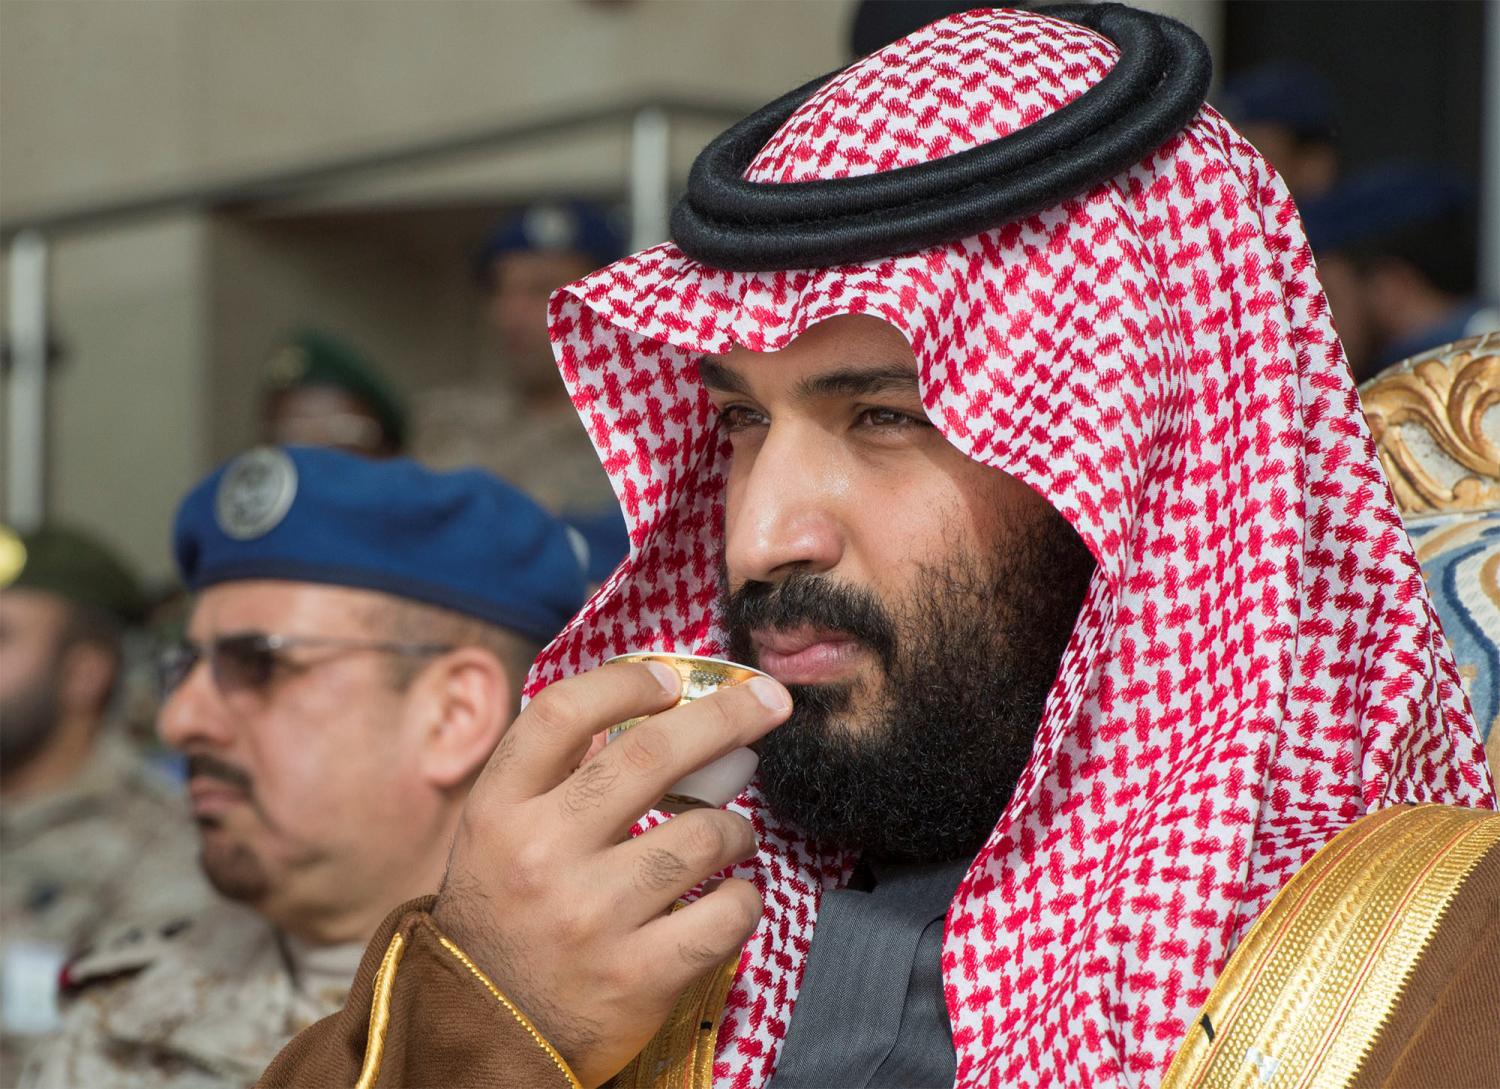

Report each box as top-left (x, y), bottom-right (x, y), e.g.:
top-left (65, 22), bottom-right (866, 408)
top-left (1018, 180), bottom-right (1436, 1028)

top-left (1, 0), bottom-right (1497, 587)
top-left (4, 6), bottom-right (1498, 1079)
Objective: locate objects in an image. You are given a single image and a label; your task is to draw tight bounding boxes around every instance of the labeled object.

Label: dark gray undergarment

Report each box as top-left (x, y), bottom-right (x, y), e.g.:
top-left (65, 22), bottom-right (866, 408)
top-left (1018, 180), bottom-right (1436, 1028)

top-left (766, 858), bottom-right (968, 1089)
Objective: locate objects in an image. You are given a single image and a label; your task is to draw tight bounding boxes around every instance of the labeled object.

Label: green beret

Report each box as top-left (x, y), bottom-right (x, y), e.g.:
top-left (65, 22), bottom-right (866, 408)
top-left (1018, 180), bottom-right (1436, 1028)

top-left (0, 524), bottom-right (147, 624)
top-left (262, 329), bottom-right (407, 450)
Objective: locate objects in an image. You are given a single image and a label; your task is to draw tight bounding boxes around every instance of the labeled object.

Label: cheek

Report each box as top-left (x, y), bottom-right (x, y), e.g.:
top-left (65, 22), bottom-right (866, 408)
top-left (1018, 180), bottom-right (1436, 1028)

top-left (245, 691), bottom-right (405, 830)
top-left (847, 465), bottom-right (969, 572)
top-left (500, 292), bottom-right (548, 333)
top-left (0, 643), bottom-right (47, 699)
top-left (851, 453), bottom-right (1024, 590)
top-left (242, 724), bottom-right (338, 828)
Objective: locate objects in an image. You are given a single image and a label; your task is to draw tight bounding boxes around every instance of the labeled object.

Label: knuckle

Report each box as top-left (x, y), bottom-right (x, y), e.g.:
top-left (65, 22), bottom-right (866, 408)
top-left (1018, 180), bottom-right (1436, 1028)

top-left (553, 901), bottom-right (602, 946)
top-left (525, 685), bottom-right (582, 736)
top-left (677, 938), bottom-right (730, 969)
top-left (618, 724), bottom-right (672, 775)
top-left (677, 812), bottom-right (730, 862)
top-left (633, 847), bottom-right (690, 892)
top-left (484, 730), bottom-right (519, 775)
top-left (719, 813), bottom-right (757, 860)
top-left (561, 758), bottom-right (620, 817)
top-left (723, 880), bottom-right (765, 935)
top-left (697, 691), bottom-right (739, 735)
top-left (504, 839), bottom-right (553, 898)
top-left (598, 953), bottom-right (646, 996)
top-left (458, 791), bottom-right (506, 844)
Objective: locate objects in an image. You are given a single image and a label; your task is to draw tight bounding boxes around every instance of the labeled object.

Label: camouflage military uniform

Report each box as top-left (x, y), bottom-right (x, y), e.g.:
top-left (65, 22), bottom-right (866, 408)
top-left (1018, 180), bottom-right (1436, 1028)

top-left (21, 899), bottom-right (362, 1089)
top-left (0, 732), bottom-right (211, 1085)
top-left (411, 381), bottom-right (618, 513)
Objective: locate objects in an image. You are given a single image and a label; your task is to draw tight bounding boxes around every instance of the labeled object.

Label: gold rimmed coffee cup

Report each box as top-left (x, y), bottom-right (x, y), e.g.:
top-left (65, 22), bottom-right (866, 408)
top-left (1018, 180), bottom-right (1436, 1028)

top-left (605, 651), bottom-right (768, 812)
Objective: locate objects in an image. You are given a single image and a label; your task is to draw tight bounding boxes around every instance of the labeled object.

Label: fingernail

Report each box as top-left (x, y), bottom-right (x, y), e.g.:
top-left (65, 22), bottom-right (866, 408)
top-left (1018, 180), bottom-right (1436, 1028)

top-left (746, 676), bottom-right (790, 713)
top-left (645, 662), bottom-right (682, 697)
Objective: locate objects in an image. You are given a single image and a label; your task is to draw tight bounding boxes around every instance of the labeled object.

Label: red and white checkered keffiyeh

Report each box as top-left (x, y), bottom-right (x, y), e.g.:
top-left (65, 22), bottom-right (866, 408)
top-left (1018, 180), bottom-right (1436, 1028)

top-left (527, 8), bottom-right (1497, 1087)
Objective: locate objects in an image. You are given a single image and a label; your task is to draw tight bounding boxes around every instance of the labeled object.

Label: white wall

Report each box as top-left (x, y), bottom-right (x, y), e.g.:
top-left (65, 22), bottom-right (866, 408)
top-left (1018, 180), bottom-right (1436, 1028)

top-left (0, 0), bottom-right (853, 219)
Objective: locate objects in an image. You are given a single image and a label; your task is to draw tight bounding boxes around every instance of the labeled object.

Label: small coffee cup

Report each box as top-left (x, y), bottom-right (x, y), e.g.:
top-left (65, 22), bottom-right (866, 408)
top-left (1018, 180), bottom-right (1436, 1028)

top-left (605, 651), bottom-right (768, 812)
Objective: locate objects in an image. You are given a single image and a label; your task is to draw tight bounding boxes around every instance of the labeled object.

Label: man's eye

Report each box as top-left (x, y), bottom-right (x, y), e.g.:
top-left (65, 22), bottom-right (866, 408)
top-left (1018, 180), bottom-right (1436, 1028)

top-left (717, 405), bottom-right (769, 432)
top-left (856, 407), bottom-right (928, 429)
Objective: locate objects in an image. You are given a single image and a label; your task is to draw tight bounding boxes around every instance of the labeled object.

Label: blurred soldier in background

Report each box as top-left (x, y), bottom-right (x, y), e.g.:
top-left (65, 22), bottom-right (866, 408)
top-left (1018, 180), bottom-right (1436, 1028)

top-left (0, 525), bottom-right (211, 1085)
top-left (412, 201), bottom-right (623, 515)
top-left (24, 446), bottom-right (586, 1089)
top-left (1302, 164), bottom-right (1500, 381)
top-left (1215, 63), bottom-right (1340, 201)
top-left (261, 329), bottom-right (407, 458)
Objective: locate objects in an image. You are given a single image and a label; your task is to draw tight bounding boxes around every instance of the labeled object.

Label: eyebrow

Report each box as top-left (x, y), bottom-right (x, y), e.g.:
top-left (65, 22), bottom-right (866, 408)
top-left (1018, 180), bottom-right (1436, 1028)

top-left (697, 357), bottom-right (920, 401)
top-left (697, 357), bottom-right (751, 395)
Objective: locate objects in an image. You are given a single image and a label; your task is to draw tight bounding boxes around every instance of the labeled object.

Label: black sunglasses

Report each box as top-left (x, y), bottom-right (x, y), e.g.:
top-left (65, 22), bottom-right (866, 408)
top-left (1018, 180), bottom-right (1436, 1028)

top-left (159, 632), bottom-right (455, 699)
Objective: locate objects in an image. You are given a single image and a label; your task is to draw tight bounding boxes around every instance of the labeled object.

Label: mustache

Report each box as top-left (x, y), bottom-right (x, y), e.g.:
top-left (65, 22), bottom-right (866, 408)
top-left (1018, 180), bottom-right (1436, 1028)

top-left (186, 753), bottom-right (253, 794)
top-left (724, 573), bottom-right (898, 672)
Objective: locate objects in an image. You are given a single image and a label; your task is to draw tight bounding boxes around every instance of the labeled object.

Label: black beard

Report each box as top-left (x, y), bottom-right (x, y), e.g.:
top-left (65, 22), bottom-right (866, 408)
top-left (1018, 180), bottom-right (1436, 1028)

top-left (0, 669), bottom-right (62, 773)
top-left (725, 504), bottom-right (1094, 864)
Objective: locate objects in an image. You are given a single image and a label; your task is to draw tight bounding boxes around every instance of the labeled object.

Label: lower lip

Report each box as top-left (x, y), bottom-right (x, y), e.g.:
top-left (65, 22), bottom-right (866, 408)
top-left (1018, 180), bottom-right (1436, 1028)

top-left (188, 781), bottom-right (247, 817)
top-left (754, 639), bottom-right (866, 685)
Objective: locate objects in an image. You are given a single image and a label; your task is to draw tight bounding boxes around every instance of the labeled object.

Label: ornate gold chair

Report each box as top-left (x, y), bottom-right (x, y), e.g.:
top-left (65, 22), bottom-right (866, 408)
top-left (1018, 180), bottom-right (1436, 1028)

top-left (1361, 331), bottom-right (1500, 782)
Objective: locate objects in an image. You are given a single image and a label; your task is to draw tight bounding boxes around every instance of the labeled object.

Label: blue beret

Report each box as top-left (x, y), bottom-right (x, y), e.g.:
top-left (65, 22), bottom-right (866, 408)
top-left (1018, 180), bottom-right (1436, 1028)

top-left (1217, 64), bottom-right (1337, 141)
top-left (174, 446), bottom-right (587, 644)
top-left (1300, 163), bottom-right (1475, 254)
top-left (475, 201), bottom-right (625, 282)
top-left (563, 507), bottom-right (631, 585)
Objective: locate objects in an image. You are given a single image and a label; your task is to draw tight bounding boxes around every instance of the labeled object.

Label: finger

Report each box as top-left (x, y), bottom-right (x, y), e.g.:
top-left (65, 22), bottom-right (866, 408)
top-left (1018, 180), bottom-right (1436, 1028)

top-left (631, 877), bottom-right (763, 992)
top-left (580, 730), bottom-right (610, 766)
top-left (479, 662), bottom-right (683, 803)
top-left (606, 809), bottom-right (758, 925)
top-left (552, 677), bottom-right (791, 841)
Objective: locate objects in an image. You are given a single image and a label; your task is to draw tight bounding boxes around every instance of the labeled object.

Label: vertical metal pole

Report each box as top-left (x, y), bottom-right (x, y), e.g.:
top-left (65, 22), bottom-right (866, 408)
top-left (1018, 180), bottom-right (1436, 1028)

top-left (5, 230), bottom-right (50, 532)
top-left (1481, 0), bottom-right (1500, 299)
top-left (629, 106), bottom-right (671, 252)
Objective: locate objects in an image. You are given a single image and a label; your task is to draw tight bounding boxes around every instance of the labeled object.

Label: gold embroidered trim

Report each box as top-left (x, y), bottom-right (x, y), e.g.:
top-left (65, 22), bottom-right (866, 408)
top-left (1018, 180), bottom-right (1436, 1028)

top-left (607, 952), bottom-right (740, 1089)
top-left (436, 935), bottom-right (583, 1089)
top-left (355, 931), bottom-right (406, 1089)
top-left (1162, 804), bottom-right (1500, 1089)
top-left (690, 955), bottom-right (738, 1089)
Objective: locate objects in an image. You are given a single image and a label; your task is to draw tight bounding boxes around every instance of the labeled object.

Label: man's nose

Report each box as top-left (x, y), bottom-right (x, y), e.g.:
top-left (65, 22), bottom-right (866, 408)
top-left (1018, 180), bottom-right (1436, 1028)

top-left (723, 423), bottom-right (846, 584)
top-left (157, 659), bottom-right (236, 752)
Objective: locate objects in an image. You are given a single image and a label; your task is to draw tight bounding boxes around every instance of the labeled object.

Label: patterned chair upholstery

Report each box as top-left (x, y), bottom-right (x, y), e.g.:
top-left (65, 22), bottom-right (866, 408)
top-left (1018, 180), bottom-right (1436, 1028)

top-left (1361, 332), bottom-right (1500, 783)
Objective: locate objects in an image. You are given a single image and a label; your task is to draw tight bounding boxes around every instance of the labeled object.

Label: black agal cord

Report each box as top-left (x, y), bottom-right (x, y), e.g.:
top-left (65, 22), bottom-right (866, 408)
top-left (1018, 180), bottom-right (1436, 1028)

top-left (670, 4), bottom-right (1211, 272)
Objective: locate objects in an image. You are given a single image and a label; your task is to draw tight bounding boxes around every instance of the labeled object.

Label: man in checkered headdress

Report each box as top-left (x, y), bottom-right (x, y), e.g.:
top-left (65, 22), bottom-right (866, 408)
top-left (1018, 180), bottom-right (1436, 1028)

top-left (259, 7), bottom-right (1499, 1089)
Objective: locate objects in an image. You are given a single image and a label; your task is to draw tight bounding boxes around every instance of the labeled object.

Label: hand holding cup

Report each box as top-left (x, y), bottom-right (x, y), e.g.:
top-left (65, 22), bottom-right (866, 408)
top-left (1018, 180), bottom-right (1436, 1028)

top-left (431, 657), bottom-right (790, 1088)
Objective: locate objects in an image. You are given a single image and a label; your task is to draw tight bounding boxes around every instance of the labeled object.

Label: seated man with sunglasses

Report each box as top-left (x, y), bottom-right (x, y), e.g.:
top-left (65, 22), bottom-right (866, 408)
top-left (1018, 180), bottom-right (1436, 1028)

top-left (23, 445), bottom-right (588, 1089)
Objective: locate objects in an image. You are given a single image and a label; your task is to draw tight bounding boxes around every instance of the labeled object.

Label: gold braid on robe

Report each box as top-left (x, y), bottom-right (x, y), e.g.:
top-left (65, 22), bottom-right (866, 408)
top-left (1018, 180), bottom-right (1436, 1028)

top-left (1164, 803), bottom-right (1500, 1089)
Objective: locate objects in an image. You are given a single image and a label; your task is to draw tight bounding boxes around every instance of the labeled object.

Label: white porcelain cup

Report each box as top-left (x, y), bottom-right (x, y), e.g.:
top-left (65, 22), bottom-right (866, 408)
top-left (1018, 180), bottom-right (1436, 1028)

top-left (604, 651), bottom-right (767, 812)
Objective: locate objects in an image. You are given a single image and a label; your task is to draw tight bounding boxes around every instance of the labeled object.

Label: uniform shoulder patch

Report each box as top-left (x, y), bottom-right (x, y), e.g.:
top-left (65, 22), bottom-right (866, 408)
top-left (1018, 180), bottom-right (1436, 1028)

top-left (59, 917), bottom-right (193, 997)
